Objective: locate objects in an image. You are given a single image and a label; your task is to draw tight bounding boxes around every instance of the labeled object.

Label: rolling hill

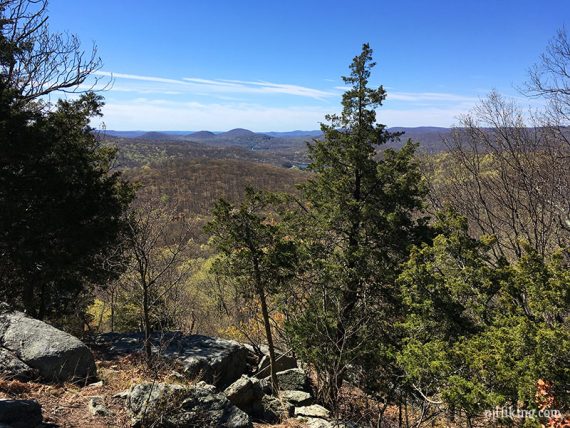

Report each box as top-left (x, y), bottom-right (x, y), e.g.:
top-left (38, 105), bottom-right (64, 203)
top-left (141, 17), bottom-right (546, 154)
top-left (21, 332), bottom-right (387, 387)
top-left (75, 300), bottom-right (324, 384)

top-left (103, 127), bottom-right (452, 171)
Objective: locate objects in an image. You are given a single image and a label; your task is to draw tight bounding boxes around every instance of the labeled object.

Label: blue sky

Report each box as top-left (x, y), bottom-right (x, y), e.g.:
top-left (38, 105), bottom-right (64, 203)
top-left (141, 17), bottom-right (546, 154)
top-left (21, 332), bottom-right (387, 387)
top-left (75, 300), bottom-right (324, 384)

top-left (47, 0), bottom-right (569, 131)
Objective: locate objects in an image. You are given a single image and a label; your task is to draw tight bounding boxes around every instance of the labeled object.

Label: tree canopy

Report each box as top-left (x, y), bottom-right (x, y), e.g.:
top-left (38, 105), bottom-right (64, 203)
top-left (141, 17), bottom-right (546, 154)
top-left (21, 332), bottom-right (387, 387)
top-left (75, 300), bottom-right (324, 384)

top-left (286, 43), bottom-right (430, 408)
top-left (0, 0), bottom-right (132, 322)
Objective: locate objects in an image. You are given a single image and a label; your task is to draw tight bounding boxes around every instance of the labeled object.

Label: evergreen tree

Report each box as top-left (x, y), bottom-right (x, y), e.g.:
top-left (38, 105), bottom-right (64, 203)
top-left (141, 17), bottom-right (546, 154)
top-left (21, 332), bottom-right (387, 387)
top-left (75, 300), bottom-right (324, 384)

top-left (0, 1), bottom-right (132, 323)
top-left (398, 211), bottom-right (570, 425)
top-left (207, 189), bottom-right (298, 393)
top-left (0, 90), bottom-right (133, 321)
top-left (287, 44), bottom-right (429, 407)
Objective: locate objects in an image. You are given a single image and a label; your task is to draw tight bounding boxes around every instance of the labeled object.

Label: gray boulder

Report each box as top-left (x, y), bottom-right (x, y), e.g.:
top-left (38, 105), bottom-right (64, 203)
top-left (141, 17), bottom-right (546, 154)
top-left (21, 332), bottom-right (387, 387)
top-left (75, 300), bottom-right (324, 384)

top-left (252, 346), bottom-right (297, 378)
top-left (126, 382), bottom-right (252, 427)
top-left (223, 375), bottom-right (264, 416)
top-left (259, 394), bottom-right (292, 423)
top-left (127, 382), bottom-right (186, 425)
top-left (268, 368), bottom-right (311, 392)
top-left (298, 417), bottom-right (333, 428)
top-left (0, 399), bottom-right (43, 428)
top-left (176, 336), bottom-right (252, 388)
top-left (0, 309), bottom-right (96, 382)
top-left (0, 348), bottom-right (37, 381)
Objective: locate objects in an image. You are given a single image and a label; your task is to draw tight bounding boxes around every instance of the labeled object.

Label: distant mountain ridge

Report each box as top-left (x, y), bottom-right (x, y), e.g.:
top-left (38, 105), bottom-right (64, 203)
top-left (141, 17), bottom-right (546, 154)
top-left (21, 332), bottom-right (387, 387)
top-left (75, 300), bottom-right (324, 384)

top-left (139, 131), bottom-right (179, 140)
top-left (187, 131), bottom-right (216, 139)
top-left (221, 128), bottom-right (260, 138)
top-left (104, 127), bottom-right (453, 157)
top-left (264, 130), bottom-right (324, 138)
top-left (106, 127), bottom-right (451, 138)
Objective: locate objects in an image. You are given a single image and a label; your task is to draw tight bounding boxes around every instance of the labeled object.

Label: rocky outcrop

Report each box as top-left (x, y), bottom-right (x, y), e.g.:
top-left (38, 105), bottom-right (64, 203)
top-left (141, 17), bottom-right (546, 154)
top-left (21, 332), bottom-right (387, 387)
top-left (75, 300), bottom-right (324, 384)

top-left (223, 374), bottom-right (296, 423)
top-left (0, 307), bottom-right (96, 382)
top-left (125, 381), bottom-right (252, 427)
top-left (225, 369), bottom-right (320, 423)
top-left (260, 394), bottom-right (293, 423)
top-left (97, 333), bottom-right (254, 388)
top-left (177, 336), bottom-right (252, 388)
top-left (122, 367), bottom-right (345, 427)
top-left (0, 399), bottom-right (43, 428)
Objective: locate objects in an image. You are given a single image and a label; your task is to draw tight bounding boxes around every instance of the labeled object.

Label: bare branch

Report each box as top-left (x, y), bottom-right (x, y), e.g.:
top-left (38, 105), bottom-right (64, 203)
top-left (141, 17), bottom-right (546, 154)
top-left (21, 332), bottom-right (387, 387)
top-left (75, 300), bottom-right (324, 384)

top-left (1, 0), bottom-right (103, 102)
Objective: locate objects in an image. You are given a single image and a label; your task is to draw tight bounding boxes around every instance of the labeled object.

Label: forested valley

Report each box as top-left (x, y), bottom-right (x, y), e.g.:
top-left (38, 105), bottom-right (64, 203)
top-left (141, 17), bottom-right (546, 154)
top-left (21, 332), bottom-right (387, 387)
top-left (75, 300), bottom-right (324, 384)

top-left (0, 1), bottom-right (568, 427)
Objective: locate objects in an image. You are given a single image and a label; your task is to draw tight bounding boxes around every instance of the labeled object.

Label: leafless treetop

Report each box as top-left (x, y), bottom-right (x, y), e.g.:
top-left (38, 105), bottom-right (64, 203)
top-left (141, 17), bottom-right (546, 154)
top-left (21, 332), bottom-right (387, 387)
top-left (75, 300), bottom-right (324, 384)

top-left (0, 0), bottom-right (102, 101)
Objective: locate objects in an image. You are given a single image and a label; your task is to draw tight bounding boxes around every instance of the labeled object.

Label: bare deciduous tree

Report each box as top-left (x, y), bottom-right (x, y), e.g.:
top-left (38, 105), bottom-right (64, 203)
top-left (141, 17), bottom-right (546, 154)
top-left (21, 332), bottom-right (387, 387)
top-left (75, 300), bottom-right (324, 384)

top-left (525, 27), bottom-right (570, 125)
top-left (426, 91), bottom-right (569, 260)
top-left (0, 0), bottom-right (102, 101)
top-left (120, 196), bottom-right (194, 365)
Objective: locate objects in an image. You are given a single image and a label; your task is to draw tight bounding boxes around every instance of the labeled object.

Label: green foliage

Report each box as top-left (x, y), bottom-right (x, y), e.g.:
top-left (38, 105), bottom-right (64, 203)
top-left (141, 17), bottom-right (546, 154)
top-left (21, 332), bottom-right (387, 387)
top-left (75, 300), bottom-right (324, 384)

top-left (0, 90), bottom-right (133, 319)
top-left (0, 11), bottom-right (132, 321)
top-left (285, 44), bottom-right (430, 406)
top-left (112, 300), bottom-right (142, 332)
top-left (207, 189), bottom-right (298, 296)
top-left (207, 188), bottom-right (298, 390)
top-left (398, 210), bottom-right (570, 418)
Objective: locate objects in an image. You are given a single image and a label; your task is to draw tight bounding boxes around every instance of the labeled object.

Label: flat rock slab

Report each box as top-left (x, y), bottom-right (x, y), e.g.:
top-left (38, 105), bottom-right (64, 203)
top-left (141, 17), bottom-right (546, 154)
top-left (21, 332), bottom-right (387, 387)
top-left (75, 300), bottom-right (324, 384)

top-left (0, 399), bottom-right (43, 428)
top-left (294, 404), bottom-right (330, 419)
top-left (255, 352), bottom-right (297, 378)
top-left (0, 309), bottom-right (96, 382)
top-left (175, 335), bottom-right (252, 388)
top-left (279, 390), bottom-right (313, 406)
top-left (97, 333), bottom-right (254, 388)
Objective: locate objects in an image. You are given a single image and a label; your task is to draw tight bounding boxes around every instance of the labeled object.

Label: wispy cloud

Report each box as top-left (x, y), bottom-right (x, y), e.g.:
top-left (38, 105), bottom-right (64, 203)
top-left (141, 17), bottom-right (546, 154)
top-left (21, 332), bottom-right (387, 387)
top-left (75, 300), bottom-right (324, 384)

top-left (213, 78), bottom-right (335, 98)
top-left (87, 73), bottom-right (482, 130)
top-left (331, 87), bottom-right (479, 103)
top-left (388, 91), bottom-right (478, 103)
top-left (94, 71), bottom-right (186, 85)
top-left (93, 71), bottom-right (334, 99)
top-left (381, 107), bottom-right (469, 128)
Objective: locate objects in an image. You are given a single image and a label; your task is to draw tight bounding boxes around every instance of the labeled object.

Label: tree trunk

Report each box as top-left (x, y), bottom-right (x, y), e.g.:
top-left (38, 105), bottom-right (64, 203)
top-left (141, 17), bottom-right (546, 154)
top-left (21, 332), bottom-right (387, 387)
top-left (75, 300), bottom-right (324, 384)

top-left (142, 283), bottom-right (152, 366)
top-left (328, 168), bottom-right (362, 407)
top-left (38, 283), bottom-right (46, 320)
top-left (252, 255), bottom-right (279, 394)
top-left (258, 286), bottom-right (279, 393)
top-left (110, 288), bottom-right (115, 332)
top-left (22, 282), bottom-right (36, 317)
